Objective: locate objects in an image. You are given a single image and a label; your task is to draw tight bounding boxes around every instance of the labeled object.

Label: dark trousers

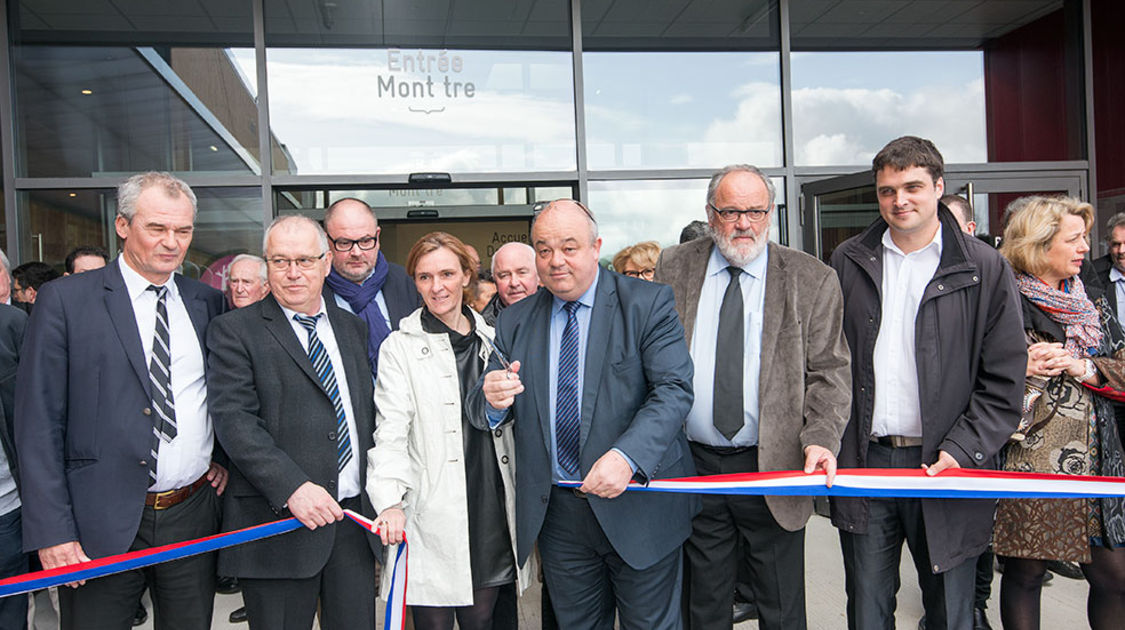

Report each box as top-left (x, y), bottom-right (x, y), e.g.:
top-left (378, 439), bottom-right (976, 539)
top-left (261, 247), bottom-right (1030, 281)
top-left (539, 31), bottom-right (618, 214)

top-left (539, 486), bottom-right (683, 630)
top-left (683, 443), bottom-right (806, 630)
top-left (975, 548), bottom-right (994, 610)
top-left (839, 443), bottom-right (975, 630)
top-left (240, 498), bottom-right (377, 630)
top-left (59, 485), bottom-right (220, 630)
top-left (0, 507), bottom-right (27, 630)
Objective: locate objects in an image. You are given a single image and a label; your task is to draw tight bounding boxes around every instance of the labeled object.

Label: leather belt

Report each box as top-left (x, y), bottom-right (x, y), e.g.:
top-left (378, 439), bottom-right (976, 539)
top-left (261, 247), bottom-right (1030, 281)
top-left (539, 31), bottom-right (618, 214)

top-left (690, 442), bottom-right (757, 455)
top-left (871, 435), bottom-right (923, 448)
top-left (146, 474), bottom-right (209, 510)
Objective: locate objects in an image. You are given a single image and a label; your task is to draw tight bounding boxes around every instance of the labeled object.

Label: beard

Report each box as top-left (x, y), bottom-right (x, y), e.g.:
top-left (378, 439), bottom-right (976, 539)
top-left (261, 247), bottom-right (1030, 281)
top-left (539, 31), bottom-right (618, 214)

top-left (710, 225), bottom-right (768, 267)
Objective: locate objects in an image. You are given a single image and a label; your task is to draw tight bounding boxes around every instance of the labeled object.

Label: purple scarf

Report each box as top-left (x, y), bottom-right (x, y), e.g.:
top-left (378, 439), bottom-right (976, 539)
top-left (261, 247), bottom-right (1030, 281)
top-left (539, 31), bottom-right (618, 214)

top-left (1015, 271), bottom-right (1102, 358)
top-left (325, 251), bottom-right (392, 373)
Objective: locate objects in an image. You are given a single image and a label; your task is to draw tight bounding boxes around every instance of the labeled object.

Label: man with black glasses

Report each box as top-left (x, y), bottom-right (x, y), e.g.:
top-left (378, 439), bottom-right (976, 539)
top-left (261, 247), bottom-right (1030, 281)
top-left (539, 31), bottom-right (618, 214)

top-left (321, 198), bottom-right (419, 378)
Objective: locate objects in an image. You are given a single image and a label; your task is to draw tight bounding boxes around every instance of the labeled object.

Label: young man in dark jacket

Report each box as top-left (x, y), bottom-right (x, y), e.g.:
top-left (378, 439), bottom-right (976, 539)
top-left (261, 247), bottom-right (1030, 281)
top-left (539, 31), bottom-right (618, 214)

top-left (829, 136), bottom-right (1025, 630)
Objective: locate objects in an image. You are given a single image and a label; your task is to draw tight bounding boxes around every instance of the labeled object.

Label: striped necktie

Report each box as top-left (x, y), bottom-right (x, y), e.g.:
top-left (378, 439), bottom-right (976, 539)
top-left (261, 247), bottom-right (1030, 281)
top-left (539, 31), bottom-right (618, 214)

top-left (556, 301), bottom-right (581, 476)
top-left (146, 285), bottom-right (177, 487)
top-left (293, 314), bottom-right (353, 473)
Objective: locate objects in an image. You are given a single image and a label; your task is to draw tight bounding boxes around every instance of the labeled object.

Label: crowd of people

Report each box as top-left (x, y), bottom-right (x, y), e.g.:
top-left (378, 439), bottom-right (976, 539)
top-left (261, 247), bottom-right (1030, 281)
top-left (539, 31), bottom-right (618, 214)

top-left (0, 134), bottom-right (1122, 630)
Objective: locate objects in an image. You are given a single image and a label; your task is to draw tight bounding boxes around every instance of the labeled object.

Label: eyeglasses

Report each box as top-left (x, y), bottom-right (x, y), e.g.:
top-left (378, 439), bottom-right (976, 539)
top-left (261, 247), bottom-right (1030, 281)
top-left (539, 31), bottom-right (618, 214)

top-left (622, 268), bottom-right (655, 279)
top-left (266, 253), bottom-right (326, 270)
top-left (329, 235), bottom-right (378, 252)
top-left (708, 202), bottom-right (770, 224)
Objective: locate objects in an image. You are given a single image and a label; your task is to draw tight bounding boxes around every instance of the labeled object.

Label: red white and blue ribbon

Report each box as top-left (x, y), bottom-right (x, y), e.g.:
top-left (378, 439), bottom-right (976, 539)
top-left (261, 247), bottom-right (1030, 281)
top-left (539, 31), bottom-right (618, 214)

top-left (0, 510), bottom-right (410, 630)
top-left (558, 468), bottom-right (1125, 499)
top-left (345, 509), bottom-right (408, 630)
top-left (3, 468), bottom-right (1125, 627)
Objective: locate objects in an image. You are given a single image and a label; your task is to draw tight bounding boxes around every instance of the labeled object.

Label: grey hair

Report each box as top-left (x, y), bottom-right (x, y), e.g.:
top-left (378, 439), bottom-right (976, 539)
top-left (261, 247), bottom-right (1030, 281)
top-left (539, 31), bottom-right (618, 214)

top-left (0, 248), bottom-right (8, 273)
top-left (117, 172), bottom-right (198, 221)
top-left (263, 215), bottom-right (330, 256)
top-left (227, 254), bottom-right (268, 288)
top-left (1106, 212), bottom-right (1125, 242)
top-left (490, 242), bottom-right (536, 275)
top-left (533, 199), bottom-right (599, 245)
top-left (705, 164), bottom-right (776, 210)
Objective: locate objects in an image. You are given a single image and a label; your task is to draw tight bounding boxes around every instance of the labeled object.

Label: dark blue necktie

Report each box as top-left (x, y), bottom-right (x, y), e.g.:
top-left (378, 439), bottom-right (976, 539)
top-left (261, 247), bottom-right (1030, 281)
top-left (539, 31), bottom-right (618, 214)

top-left (293, 314), bottom-right (353, 473)
top-left (556, 301), bottom-right (581, 476)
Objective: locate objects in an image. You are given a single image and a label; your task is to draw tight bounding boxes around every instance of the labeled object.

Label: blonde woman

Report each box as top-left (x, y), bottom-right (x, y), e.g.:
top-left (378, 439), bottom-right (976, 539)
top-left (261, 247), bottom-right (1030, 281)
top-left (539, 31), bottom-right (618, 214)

top-left (366, 232), bottom-right (527, 629)
top-left (612, 240), bottom-right (661, 280)
top-left (996, 196), bottom-right (1125, 629)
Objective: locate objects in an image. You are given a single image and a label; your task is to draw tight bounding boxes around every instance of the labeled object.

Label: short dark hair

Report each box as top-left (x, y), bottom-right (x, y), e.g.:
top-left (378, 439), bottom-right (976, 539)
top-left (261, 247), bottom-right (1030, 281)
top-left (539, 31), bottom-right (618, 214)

top-left (679, 220), bottom-right (709, 244)
top-left (65, 245), bottom-right (110, 274)
top-left (872, 136), bottom-right (944, 183)
top-left (12, 261), bottom-right (60, 290)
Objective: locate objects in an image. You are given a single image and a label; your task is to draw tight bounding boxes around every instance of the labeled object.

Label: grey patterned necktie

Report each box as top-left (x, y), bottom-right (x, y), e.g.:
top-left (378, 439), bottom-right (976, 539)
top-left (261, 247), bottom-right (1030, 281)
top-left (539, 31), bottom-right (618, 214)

top-left (146, 284), bottom-right (177, 487)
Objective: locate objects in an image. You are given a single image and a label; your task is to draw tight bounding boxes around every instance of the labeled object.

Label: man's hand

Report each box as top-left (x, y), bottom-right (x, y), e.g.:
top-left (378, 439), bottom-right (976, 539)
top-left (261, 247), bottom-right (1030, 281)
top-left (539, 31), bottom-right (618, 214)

top-left (376, 506), bottom-right (407, 546)
top-left (922, 450), bottom-right (961, 476)
top-left (579, 450), bottom-right (633, 499)
top-left (207, 461), bottom-right (229, 496)
top-left (483, 360), bottom-right (524, 409)
top-left (286, 481), bottom-right (343, 529)
top-left (39, 541), bottom-right (91, 588)
top-left (803, 445), bottom-right (837, 487)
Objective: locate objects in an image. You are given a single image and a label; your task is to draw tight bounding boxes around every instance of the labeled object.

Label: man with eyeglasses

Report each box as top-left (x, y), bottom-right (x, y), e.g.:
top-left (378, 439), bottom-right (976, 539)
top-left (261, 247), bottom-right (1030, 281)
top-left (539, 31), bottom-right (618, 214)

top-left (655, 164), bottom-right (851, 630)
top-left (207, 215), bottom-right (380, 629)
top-left (322, 198), bottom-right (419, 377)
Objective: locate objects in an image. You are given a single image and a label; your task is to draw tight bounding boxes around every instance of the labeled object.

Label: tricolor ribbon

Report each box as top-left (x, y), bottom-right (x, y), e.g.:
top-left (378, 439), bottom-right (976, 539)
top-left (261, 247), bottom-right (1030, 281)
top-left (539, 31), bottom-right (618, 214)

top-left (0, 509), bottom-right (409, 630)
top-left (3, 469), bottom-right (1124, 628)
top-left (557, 467), bottom-right (1125, 499)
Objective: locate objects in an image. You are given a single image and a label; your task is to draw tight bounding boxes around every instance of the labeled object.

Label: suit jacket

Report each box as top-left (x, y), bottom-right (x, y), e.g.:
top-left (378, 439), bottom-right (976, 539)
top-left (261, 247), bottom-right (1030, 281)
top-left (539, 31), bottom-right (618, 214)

top-left (207, 294), bottom-right (379, 579)
top-left (15, 263), bottom-right (226, 558)
top-left (0, 305), bottom-right (27, 491)
top-left (654, 239), bottom-right (852, 531)
top-left (469, 268), bottom-right (699, 571)
top-left (1094, 254), bottom-right (1118, 315)
top-left (322, 260), bottom-right (420, 331)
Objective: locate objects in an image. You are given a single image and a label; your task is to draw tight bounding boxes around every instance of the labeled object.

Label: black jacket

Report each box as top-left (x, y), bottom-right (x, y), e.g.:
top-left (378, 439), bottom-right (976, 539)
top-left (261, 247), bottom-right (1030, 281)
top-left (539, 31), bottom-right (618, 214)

top-left (829, 206), bottom-right (1026, 573)
top-left (0, 304), bottom-right (26, 493)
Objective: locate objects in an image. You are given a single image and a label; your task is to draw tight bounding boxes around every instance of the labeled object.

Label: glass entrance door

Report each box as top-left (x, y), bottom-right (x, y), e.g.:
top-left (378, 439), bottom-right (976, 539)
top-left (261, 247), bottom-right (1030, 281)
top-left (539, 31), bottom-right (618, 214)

top-left (276, 182), bottom-right (574, 268)
top-left (800, 168), bottom-right (1088, 261)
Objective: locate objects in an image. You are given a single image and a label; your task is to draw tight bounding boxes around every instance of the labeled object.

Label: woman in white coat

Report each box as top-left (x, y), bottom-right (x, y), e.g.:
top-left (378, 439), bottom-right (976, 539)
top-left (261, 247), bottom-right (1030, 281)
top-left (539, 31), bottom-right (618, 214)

top-left (366, 232), bottom-right (526, 630)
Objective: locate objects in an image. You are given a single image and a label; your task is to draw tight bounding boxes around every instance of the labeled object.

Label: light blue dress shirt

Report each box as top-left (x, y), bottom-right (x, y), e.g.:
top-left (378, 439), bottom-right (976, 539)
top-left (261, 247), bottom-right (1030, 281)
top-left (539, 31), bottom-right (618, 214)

top-left (684, 245), bottom-right (768, 447)
top-left (1111, 267), bottom-right (1125, 326)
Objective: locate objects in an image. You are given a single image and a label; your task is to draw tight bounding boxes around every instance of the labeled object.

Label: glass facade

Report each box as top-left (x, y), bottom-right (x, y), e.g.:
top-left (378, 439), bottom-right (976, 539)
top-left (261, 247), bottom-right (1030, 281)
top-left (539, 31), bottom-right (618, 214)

top-left (1, 0), bottom-right (1100, 273)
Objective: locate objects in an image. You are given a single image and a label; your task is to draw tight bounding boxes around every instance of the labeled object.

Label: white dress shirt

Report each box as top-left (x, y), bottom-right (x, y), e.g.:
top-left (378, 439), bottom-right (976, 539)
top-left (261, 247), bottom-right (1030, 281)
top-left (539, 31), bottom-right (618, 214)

top-left (1110, 267), bottom-right (1125, 326)
top-left (871, 228), bottom-right (943, 439)
top-left (279, 299), bottom-right (362, 500)
top-left (685, 245), bottom-right (768, 447)
top-left (119, 258), bottom-right (212, 492)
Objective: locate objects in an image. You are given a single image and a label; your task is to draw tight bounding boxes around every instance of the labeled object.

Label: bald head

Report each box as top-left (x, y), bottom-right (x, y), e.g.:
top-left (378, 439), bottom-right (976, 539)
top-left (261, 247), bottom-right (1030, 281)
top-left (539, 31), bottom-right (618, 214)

top-left (491, 242), bottom-right (538, 306)
top-left (324, 197), bottom-right (381, 283)
top-left (532, 199), bottom-right (602, 301)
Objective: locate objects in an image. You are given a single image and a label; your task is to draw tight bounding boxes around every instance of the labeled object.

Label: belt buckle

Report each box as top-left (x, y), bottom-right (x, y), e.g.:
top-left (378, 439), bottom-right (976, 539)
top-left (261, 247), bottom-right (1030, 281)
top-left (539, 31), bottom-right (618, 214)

top-left (150, 488), bottom-right (179, 510)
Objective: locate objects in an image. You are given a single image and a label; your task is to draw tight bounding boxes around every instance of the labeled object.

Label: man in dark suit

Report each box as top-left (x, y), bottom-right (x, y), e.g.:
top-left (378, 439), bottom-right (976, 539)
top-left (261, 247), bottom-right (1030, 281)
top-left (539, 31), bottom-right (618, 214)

top-left (15, 172), bottom-right (229, 629)
top-left (1093, 212), bottom-right (1125, 326)
top-left (0, 304), bottom-right (27, 629)
top-left (476, 199), bottom-right (698, 629)
top-left (656, 165), bottom-right (851, 630)
top-left (322, 197), bottom-right (419, 377)
top-left (207, 215), bottom-right (379, 630)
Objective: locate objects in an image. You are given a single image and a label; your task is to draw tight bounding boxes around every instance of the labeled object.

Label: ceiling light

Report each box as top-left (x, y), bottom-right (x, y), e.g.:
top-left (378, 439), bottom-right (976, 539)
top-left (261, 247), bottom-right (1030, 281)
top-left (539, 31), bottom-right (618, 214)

top-left (68, 193), bottom-right (77, 197)
top-left (209, 145), bottom-right (218, 152)
top-left (80, 89), bottom-right (93, 95)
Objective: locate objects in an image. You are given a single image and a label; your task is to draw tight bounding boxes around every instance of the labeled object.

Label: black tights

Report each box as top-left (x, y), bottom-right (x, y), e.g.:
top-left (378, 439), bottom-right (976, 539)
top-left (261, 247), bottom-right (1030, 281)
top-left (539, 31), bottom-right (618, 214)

top-left (411, 586), bottom-right (501, 630)
top-left (1000, 547), bottom-right (1125, 629)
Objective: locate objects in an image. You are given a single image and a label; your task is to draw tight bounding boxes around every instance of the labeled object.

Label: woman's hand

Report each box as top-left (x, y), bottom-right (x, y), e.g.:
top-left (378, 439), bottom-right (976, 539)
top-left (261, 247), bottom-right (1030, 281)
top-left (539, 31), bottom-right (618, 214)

top-left (1027, 342), bottom-right (1067, 377)
top-left (376, 506), bottom-right (406, 546)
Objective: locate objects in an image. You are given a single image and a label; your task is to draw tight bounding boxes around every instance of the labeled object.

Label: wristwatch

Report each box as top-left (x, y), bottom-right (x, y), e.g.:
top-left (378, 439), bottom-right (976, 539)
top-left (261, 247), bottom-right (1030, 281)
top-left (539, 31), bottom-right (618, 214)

top-left (1081, 358), bottom-right (1097, 383)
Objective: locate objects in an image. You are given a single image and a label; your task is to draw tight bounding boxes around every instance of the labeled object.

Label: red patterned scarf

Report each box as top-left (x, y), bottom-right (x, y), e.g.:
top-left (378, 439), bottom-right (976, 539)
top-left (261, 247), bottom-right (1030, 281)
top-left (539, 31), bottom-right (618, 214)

top-left (1016, 271), bottom-right (1102, 358)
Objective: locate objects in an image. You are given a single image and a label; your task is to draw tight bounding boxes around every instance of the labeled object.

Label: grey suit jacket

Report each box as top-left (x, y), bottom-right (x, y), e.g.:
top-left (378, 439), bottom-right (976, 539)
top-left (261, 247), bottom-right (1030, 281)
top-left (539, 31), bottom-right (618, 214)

top-left (207, 294), bottom-right (379, 578)
top-left (654, 238), bottom-right (852, 531)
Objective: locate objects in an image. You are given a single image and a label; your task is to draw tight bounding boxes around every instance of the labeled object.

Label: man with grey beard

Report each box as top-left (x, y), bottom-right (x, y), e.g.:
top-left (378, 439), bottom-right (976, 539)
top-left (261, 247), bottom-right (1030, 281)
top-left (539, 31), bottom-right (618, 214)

top-left (655, 165), bottom-right (851, 630)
